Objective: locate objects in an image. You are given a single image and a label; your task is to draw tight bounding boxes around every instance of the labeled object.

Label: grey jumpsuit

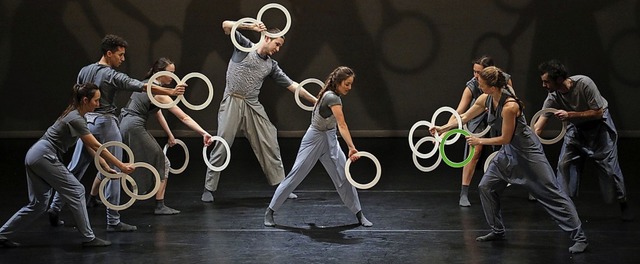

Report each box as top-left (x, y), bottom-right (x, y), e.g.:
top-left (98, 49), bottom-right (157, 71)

top-left (204, 31), bottom-right (293, 192)
top-left (479, 90), bottom-right (587, 243)
top-left (268, 91), bottom-right (363, 214)
top-left (0, 110), bottom-right (97, 242)
top-left (542, 75), bottom-right (626, 203)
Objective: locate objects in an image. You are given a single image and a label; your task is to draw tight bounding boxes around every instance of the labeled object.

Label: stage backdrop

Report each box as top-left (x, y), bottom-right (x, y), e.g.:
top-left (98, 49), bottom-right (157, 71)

top-left (1, 0), bottom-right (638, 138)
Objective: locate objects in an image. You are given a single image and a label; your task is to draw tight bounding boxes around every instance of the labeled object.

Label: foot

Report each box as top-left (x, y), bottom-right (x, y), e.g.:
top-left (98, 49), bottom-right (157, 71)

top-left (82, 237), bottom-right (112, 247)
top-left (47, 209), bottom-right (64, 227)
top-left (264, 208), bottom-right (275, 227)
top-left (620, 201), bottom-right (634, 221)
top-left (476, 232), bottom-right (505, 242)
top-left (356, 211), bottom-right (373, 227)
top-left (528, 193), bottom-right (537, 201)
top-left (0, 238), bottom-right (20, 248)
top-left (87, 195), bottom-right (103, 208)
top-left (154, 205), bottom-right (181, 215)
top-left (459, 195), bottom-right (471, 207)
top-left (106, 222), bottom-right (137, 232)
top-left (201, 190), bottom-right (214, 203)
top-left (288, 193), bottom-right (298, 199)
top-left (569, 241), bottom-right (588, 253)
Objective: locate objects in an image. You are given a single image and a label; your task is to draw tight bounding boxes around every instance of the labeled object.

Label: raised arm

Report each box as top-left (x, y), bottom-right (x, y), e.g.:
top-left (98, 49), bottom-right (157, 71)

top-left (222, 20), bottom-right (265, 35)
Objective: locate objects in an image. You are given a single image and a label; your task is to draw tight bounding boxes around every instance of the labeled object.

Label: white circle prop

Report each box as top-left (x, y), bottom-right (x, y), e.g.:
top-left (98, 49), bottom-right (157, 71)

top-left (180, 72), bottom-right (214, 110)
top-left (94, 141), bottom-right (135, 179)
top-left (231, 17), bottom-right (265, 53)
top-left (345, 151), bottom-right (382, 189)
top-left (431, 106), bottom-right (463, 145)
top-left (120, 162), bottom-right (161, 200)
top-left (295, 78), bottom-right (323, 111)
top-left (411, 136), bottom-right (442, 172)
top-left (163, 139), bottom-right (190, 174)
top-left (202, 136), bottom-right (232, 171)
top-left (147, 71), bottom-right (214, 110)
top-left (408, 120), bottom-right (439, 159)
top-left (483, 151), bottom-right (498, 172)
top-left (463, 123), bottom-right (491, 138)
top-left (99, 176), bottom-right (137, 211)
top-left (530, 108), bottom-right (567, 144)
top-left (256, 3), bottom-right (291, 38)
top-left (147, 71), bottom-right (182, 109)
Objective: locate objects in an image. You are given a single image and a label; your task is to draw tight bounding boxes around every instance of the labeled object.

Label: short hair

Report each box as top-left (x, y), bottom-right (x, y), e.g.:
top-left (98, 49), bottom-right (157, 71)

top-left (538, 59), bottom-right (568, 80)
top-left (101, 34), bottom-right (128, 55)
top-left (472, 55), bottom-right (494, 68)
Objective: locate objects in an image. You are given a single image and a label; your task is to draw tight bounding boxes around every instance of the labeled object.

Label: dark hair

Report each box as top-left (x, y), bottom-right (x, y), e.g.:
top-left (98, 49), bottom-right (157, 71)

top-left (59, 83), bottom-right (100, 119)
top-left (317, 66), bottom-right (355, 101)
top-left (145, 57), bottom-right (174, 80)
top-left (538, 59), bottom-right (568, 80)
top-left (472, 55), bottom-right (494, 68)
top-left (480, 66), bottom-right (524, 109)
top-left (101, 34), bottom-right (128, 56)
top-left (266, 28), bottom-right (285, 40)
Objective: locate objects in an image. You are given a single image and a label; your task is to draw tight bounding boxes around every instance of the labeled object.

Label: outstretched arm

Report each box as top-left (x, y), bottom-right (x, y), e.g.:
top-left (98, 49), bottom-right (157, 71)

top-left (222, 20), bottom-right (265, 35)
top-left (287, 82), bottom-right (318, 105)
top-left (158, 94), bottom-right (213, 146)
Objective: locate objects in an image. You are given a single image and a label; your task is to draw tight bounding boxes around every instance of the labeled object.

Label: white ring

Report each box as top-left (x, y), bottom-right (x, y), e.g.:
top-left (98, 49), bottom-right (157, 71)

top-left (231, 17), bottom-right (265, 53)
top-left (94, 141), bottom-right (135, 179)
top-left (99, 176), bottom-right (137, 211)
top-left (463, 123), bottom-right (491, 138)
top-left (412, 137), bottom-right (442, 172)
top-left (295, 78), bottom-right (323, 111)
top-left (163, 139), bottom-right (189, 174)
top-left (483, 151), bottom-right (498, 172)
top-left (180, 72), bottom-right (214, 110)
top-left (202, 136), bottom-right (231, 171)
top-left (147, 71), bottom-right (182, 109)
top-left (256, 3), bottom-right (291, 38)
top-left (530, 108), bottom-right (567, 144)
top-left (431, 106), bottom-right (463, 145)
top-left (120, 162), bottom-right (161, 200)
top-left (345, 151), bottom-right (382, 189)
top-left (408, 120), bottom-right (439, 159)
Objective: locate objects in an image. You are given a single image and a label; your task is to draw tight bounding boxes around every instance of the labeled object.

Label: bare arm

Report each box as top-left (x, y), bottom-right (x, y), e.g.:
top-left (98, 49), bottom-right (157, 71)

top-left (287, 82), bottom-right (318, 105)
top-left (80, 134), bottom-right (134, 174)
top-left (222, 20), bottom-right (265, 35)
top-left (331, 104), bottom-right (359, 161)
top-left (467, 100), bottom-right (519, 146)
top-left (432, 94), bottom-right (488, 135)
top-left (142, 83), bottom-right (186, 97)
top-left (159, 95), bottom-right (213, 146)
top-left (155, 107), bottom-right (175, 146)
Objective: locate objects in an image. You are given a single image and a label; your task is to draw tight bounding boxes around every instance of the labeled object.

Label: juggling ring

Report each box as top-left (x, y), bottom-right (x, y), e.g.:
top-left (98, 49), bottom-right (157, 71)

top-left (147, 71), bottom-right (214, 110)
top-left (163, 139), bottom-right (189, 174)
top-left (99, 175), bottom-right (137, 211)
top-left (408, 120), bottom-right (439, 159)
top-left (530, 108), bottom-right (567, 144)
top-left (94, 141), bottom-right (135, 179)
top-left (345, 151), bottom-right (382, 189)
top-left (119, 162), bottom-right (161, 200)
top-left (483, 151), bottom-right (498, 172)
top-left (412, 136), bottom-right (442, 172)
top-left (230, 17), bottom-right (265, 53)
top-left (202, 136), bottom-right (231, 171)
top-left (256, 3), bottom-right (291, 38)
top-left (295, 78), bottom-right (323, 111)
top-left (431, 106), bottom-right (463, 145)
top-left (439, 129), bottom-right (475, 168)
top-left (463, 123), bottom-right (491, 138)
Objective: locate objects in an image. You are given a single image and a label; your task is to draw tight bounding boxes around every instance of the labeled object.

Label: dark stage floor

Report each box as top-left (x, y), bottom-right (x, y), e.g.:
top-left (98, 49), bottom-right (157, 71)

top-left (1, 137), bottom-right (639, 264)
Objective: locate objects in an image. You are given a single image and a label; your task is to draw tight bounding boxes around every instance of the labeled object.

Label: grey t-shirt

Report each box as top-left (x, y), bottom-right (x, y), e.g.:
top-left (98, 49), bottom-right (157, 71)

top-left (77, 63), bottom-right (145, 114)
top-left (42, 109), bottom-right (91, 154)
top-left (542, 75), bottom-right (608, 123)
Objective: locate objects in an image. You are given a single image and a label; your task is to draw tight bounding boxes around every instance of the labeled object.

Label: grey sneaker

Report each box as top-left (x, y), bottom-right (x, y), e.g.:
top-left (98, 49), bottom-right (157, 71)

top-left (154, 205), bottom-right (181, 215)
top-left (106, 222), bottom-right (137, 232)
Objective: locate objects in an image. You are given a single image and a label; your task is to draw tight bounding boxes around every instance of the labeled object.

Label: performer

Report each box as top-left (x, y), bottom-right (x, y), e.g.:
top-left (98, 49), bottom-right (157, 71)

top-left (534, 60), bottom-right (632, 221)
top-left (264, 66), bottom-right (372, 227)
top-left (0, 83), bottom-right (133, 248)
top-left (201, 20), bottom-right (316, 203)
top-left (120, 57), bottom-right (213, 215)
top-left (431, 66), bottom-right (588, 253)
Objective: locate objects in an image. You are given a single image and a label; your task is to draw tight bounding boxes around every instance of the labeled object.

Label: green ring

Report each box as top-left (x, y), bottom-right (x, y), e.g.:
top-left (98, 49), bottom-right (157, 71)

top-left (439, 129), bottom-right (475, 168)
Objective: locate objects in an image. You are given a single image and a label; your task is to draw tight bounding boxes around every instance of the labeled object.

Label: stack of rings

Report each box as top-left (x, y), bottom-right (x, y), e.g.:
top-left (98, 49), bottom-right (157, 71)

top-left (530, 108), bottom-right (567, 144)
top-left (230, 3), bottom-right (291, 52)
top-left (146, 71), bottom-right (214, 111)
top-left (295, 78), bottom-right (323, 111)
top-left (163, 139), bottom-right (189, 174)
top-left (94, 141), bottom-right (161, 211)
top-left (345, 151), bottom-right (382, 189)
